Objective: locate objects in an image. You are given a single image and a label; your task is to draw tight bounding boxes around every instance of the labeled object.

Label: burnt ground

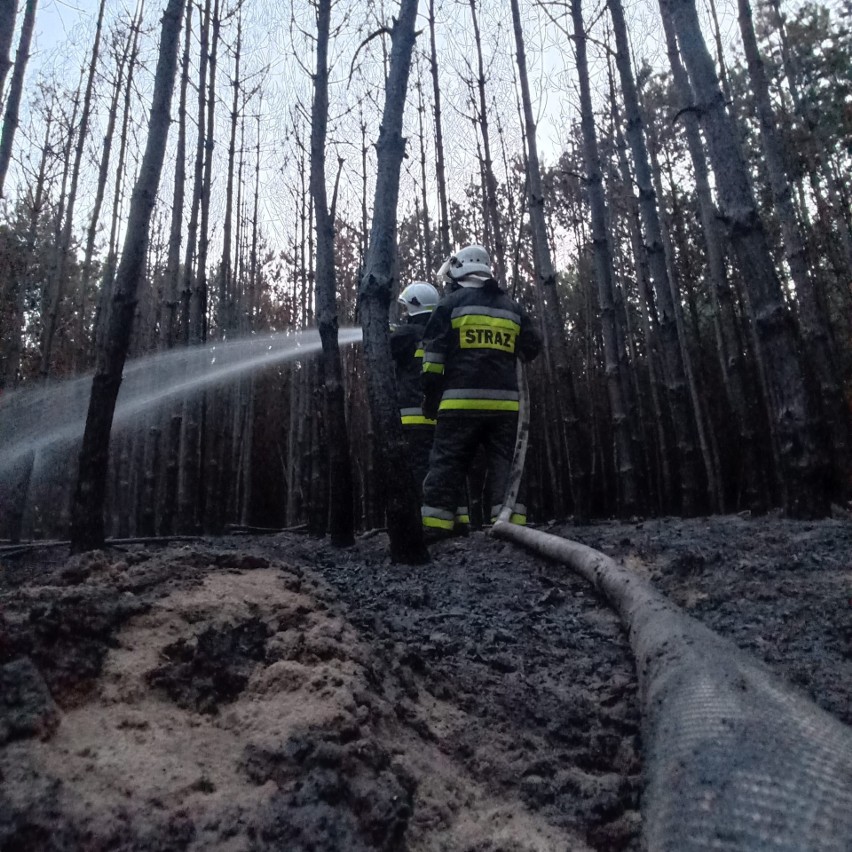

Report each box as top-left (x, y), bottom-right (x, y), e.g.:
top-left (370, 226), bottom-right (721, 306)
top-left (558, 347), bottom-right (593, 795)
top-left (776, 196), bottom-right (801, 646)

top-left (0, 514), bottom-right (849, 852)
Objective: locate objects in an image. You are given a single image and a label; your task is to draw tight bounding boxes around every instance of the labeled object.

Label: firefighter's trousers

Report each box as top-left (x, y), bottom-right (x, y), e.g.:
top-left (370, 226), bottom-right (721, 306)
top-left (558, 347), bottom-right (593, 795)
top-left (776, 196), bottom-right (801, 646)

top-left (402, 424), bottom-right (434, 501)
top-left (422, 414), bottom-right (524, 531)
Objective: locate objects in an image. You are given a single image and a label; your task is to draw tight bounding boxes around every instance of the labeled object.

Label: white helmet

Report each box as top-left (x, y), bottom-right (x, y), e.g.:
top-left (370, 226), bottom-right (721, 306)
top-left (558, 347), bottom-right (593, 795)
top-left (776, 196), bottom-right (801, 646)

top-left (398, 281), bottom-right (439, 315)
top-left (437, 244), bottom-right (492, 287)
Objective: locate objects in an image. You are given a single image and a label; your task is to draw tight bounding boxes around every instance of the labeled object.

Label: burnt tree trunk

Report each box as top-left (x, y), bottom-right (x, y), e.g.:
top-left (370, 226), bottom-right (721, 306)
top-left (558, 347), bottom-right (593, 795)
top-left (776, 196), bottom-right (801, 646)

top-left (661, 0), bottom-right (829, 518)
top-left (660, 8), bottom-right (764, 511)
top-left (163, 2), bottom-right (192, 350)
top-left (737, 0), bottom-right (847, 499)
top-left (358, 0), bottom-right (428, 564)
top-left (468, 0), bottom-right (506, 281)
top-left (609, 0), bottom-right (699, 514)
top-left (0, 0), bottom-right (36, 199)
top-left (39, 0), bottom-right (106, 379)
top-left (310, 0), bottom-right (354, 546)
top-left (70, 0), bottom-right (186, 552)
top-left (78, 11), bottom-right (139, 370)
top-left (510, 0), bottom-right (590, 518)
top-left (93, 16), bottom-right (142, 357)
top-left (427, 0), bottom-right (450, 259)
top-left (571, 0), bottom-right (638, 515)
top-left (0, 0), bottom-right (16, 102)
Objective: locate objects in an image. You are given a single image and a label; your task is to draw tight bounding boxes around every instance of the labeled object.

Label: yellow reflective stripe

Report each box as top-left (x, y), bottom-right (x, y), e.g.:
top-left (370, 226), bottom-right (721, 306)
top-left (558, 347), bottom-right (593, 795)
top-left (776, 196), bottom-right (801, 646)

top-left (401, 415), bottom-right (437, 426)
top-left (451, 314), bottom-right (520, 332)
top-left (423, 362), bottom-right (445, 374)
top-left (414, 348), bottom-right (425, 358)
top-left (492, 512), bottom-right (528, 525)
top-left (439, 399), bottom-right (519, 412)
top-left (423, 516), bottom-right (454, 530)
top-left (454, 514), bottom-right (470, 525)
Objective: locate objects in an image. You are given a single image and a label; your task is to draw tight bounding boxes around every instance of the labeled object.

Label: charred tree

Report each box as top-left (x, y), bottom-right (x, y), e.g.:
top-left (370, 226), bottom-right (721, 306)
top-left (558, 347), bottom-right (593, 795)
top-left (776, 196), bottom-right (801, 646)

top-left (737, 0), bottom-right (847, 498)
top-left (661, 0), bottom-right (829, 518)
top-left (358, 0), bottom-right (428, 564)
top-left (427, 0), bottom-right (450, 259)
top-left (570, 0), bottom-right (638, 515)
top-left (70, 0), bottom-right (186, 552)
top-left (163, 1), bottom-right (192, 350)
top-left (0, 0), bottom-right (16, 102)
top-left (310, 0), bottom-right (354, 546)
top-left (219, 4), bottom-right (241, 335)
top-left (39, 0), bottom-right (106, 379)
top-left (0, 0), bottom-right (37, 199)
top-left (510, 0), bottom-right (590, 518)
top-left (660, 8), bottom-right (764, 511)
top-left (608, 0), bottom-right (698, 514)
top-left (78, 12), bottom-right (138, 370)
top-left (468, 0), bottom-right (506, 282)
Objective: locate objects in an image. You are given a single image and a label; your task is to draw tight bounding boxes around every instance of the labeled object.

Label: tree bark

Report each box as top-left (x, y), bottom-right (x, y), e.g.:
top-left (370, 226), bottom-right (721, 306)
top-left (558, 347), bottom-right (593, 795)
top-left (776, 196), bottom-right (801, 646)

top-left (70, 0), bottom-right (186, 552)
top-left (416, 76), bottom-right (434, 277)
top-left (93, 16), bottom-right (142, 358)
top-left (39, 0), bottom-right (106, 379)
top-left (219, 4), bottom-right (241, 336)
top-left (358, 0), bottom-right (428, 564)
top-left (310, 0), bottom-right (355, 547)
top-left (570, 0), bottom-right (638, 515)
top-left (0, 0), bottom-right (17, 104)
top-left (737, 0), bottom-right (847, 498)
top-left (78, 13), bottom-right (137, 370)
top-left (609, 0), bottom-right (699, 514)
top-left (427, 0), bottom-right (451, 259)
top-left (0, 0), bottom-right (36, 199)
top-left (163, 2), bottom-right (192, 350)
top-left (510, 0), bottom-right (591, 518)
top-left (661, 0), bottom-right (829, 518)
top-left (660, 7), bottom-right (764, 511)
top-left (468, 0), bottom-right (506, 282)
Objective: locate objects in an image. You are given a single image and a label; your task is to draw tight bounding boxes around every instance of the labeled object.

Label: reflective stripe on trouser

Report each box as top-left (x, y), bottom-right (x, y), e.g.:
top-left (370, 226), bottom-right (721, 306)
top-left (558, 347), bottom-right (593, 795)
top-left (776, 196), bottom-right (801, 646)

top-left (490, 502), bottom-right (527, 525)
top-left (422, 414), bottom-right (517, 530)
top-left (400, 406), bottom-right (437, 426)
top-left (438, 388), bottom-right (519, 414)
top-left (421, 505), bottom-right (455, 530)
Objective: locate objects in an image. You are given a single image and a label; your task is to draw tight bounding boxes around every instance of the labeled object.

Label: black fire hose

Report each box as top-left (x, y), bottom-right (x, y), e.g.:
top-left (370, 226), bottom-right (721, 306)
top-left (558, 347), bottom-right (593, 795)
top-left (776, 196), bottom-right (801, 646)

top-left (493, 367), bottom-right (852, 850)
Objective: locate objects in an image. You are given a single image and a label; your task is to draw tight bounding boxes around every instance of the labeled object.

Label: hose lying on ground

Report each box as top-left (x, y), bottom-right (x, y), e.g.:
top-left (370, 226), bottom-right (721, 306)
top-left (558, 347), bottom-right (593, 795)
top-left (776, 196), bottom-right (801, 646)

top-left (492, 522), bottom-right (852, 851)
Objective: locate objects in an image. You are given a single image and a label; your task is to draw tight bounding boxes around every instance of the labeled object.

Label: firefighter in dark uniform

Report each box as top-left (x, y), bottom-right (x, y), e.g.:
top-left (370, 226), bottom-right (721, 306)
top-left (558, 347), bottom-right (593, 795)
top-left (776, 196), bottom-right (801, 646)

top-left (420, 245), bottom-right (541, 537)
top-left (391, 281), bottom-right (441, 497)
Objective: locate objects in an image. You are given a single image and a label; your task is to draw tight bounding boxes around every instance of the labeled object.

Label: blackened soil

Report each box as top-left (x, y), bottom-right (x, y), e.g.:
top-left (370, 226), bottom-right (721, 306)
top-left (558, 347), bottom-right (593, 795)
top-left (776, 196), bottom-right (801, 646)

top-left (147, 618), bottom-right (271, 714)
top-left (559, 514), bottom-right (852, 726)
top-left (288, 532), bottom-right (644, 851)
top-left (0, 514), bottom-right (849, 852)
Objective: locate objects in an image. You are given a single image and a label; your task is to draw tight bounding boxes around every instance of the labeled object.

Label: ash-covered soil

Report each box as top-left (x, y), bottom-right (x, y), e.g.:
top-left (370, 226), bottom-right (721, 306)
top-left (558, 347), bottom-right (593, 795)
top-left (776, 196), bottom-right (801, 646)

top-left (0, 514), bottom-right (849, 852)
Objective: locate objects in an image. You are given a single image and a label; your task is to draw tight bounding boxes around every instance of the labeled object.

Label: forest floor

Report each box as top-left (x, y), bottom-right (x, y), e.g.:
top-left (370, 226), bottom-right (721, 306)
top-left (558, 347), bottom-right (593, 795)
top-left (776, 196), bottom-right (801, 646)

top-left (1, 514), bottom-right (850, 852)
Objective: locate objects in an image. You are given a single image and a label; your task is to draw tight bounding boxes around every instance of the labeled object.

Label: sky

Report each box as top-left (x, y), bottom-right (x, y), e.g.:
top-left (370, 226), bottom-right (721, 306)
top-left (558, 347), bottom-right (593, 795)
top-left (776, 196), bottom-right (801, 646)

top-left (3, 0), bottom-right (750, 270)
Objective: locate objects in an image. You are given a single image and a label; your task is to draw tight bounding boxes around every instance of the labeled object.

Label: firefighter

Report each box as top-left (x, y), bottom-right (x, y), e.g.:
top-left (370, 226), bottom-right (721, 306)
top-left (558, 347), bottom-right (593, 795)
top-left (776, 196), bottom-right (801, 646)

top-left (420, 245), bottom-right (541, 539)
top-left (391, 281), bottom-right (441, 497)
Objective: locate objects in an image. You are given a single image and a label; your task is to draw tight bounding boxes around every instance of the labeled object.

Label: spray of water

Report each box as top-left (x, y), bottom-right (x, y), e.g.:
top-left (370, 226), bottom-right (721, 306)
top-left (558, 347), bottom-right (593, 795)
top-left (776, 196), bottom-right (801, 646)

top-left (0, 328), bottom-right (363, 477)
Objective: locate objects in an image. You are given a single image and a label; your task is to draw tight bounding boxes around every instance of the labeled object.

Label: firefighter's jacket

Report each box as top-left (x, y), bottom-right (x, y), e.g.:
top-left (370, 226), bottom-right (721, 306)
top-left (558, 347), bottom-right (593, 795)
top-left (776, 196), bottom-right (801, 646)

top-left (390, 312), bottom-right (436, 427)
top-left (421, 280), bottom-right (541, 416)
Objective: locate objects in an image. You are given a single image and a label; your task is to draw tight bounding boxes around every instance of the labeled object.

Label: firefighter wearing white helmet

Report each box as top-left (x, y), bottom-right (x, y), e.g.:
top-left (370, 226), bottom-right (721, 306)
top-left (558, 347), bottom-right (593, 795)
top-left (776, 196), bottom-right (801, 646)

top-left (436, 244), bottom-right (493, 288)
top-left (420, 245), bottom-right (541, 540)
top-left (391, 281), bottom-right (441, 497)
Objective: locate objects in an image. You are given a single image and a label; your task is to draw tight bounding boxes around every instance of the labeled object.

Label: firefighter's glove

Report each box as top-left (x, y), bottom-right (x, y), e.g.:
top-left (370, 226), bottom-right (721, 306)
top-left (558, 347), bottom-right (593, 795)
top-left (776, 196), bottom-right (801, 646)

top-left (422, 393), bottom-right (439, 422)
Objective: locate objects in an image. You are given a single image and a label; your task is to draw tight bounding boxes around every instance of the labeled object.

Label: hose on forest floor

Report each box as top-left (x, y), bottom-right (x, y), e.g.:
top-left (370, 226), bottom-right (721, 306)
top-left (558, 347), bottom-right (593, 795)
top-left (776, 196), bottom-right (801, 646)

top-left (493, 362), bottom-right (852, 849)
top-left (492, 521), bottom-right (852, 851)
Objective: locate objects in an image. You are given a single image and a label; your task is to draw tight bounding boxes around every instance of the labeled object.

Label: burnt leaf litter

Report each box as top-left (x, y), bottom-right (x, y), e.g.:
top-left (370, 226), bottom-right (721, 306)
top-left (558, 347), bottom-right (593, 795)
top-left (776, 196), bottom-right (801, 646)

top-left (0, 514), bottom-right (849, 851)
